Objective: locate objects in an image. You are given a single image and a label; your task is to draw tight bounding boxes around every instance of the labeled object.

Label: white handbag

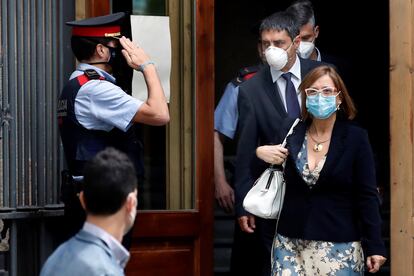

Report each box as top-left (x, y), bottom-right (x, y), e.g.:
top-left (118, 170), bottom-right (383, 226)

top-left (243, 118), bottom-right (300, 219)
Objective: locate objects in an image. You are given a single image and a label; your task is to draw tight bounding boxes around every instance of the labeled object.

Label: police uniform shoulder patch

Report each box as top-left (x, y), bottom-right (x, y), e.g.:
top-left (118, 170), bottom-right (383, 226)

top-left (84, 69), bottom-right (101, 80)
top-left (76, 69), bottom-right (105, 86)
top-left (231, 65), bottom-right (260, 86)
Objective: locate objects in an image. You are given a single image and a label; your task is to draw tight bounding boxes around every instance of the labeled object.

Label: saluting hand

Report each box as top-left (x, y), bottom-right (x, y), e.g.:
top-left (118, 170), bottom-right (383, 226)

top-left (119, 36), bottom-right (151, 71)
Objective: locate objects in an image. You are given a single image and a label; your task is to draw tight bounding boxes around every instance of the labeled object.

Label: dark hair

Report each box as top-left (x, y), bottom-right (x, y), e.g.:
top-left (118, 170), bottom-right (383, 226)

top-left (83, 147), bottom-right (137, 215)
top-left (259, 11), bottom-right (300, 41)
top-left (71, 36), bottom-right (115, 62)
top-left (286, 0), bottom-right (316, 27)
top-left (299, 65), bottom-right (357, 121)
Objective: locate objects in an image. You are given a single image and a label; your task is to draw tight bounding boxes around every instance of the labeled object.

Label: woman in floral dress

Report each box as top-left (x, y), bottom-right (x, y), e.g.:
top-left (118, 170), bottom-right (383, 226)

top-left (255, 66), bottom-right (386, 275)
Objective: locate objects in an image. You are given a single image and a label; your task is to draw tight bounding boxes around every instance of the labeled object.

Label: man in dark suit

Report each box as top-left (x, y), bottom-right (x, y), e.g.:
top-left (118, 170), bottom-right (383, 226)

top-left (234, 11), bottom-right (326, 275)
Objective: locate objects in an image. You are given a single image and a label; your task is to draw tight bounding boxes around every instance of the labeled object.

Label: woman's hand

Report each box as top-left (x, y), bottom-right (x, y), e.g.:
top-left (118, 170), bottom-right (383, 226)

top-left (366, 255), bottom-right (386, 273)
top-left (256, 144), bottom-right (288, 165)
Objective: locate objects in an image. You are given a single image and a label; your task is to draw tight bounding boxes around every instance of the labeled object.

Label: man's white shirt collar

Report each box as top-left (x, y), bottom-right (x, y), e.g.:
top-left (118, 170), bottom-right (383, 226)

top-left (270, 54), bottom-right (301, 83)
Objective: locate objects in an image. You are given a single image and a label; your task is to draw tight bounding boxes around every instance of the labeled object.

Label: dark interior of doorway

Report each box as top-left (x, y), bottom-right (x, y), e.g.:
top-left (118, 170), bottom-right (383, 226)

top-left (112, 2), bottom-right (167, 210)
top-left (214, 0), bottom-right (390, 275)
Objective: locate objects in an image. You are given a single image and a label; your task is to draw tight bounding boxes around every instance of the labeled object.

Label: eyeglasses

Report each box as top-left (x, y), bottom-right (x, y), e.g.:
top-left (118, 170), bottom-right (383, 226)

top-left (304, 87), bottom-right (340, 97)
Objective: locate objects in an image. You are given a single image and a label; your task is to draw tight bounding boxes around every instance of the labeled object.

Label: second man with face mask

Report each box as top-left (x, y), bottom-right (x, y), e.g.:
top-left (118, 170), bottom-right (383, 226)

top-left (234, 10), bottom-right (329, 275)
top-left (286, 0), bottom-right (321, 61)
top-left (286, 0), bottom-right (354, 93)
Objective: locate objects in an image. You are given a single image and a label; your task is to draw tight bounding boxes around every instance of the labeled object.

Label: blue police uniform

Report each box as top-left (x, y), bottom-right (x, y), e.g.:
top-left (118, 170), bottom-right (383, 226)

top-left (58, 12), bottom-right (144, 244)
top-left (58, 63), bottom-right (143, 176)
top-left (71, 63), bottom-right (142, 133)
top-left (214, 83), bottom-right (239, 139)
top-left (58, 64), bottom-right (144, 242)
top-left (214, 66), bottom-right (260, 140)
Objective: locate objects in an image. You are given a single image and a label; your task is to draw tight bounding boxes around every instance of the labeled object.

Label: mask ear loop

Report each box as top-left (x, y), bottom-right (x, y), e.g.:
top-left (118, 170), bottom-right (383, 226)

top-left (285, 40), bottom-right (296, 63)
top-left (286, 41), bottom-right (295, 52)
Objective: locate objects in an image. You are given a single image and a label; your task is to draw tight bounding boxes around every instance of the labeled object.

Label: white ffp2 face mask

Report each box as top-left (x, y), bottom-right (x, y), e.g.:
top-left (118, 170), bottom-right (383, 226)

top-left (298, 41), bottom-right (315, 59)
top-left (265, 46), bottom-right (289, 70)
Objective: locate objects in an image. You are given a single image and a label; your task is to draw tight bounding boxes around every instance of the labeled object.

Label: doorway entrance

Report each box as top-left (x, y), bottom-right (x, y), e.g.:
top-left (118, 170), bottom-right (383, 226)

top-left (214, 1), bottom-right (390, 275)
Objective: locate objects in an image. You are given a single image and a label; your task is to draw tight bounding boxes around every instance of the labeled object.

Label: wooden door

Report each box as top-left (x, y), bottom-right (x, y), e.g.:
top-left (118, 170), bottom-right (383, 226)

top-left (85, 0), bottom-right (214, 275)
top-left (390, 0), bottom-right (414, 275)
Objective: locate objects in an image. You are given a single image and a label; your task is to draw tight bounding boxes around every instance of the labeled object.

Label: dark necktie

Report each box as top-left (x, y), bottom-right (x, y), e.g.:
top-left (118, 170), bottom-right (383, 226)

top-left (281, 72), bottom-right (300, 118)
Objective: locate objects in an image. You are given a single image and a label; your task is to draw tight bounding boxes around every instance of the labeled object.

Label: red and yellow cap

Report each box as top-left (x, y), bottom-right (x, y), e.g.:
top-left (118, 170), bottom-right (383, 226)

top-left (66, 12), bottom-right (125, 38)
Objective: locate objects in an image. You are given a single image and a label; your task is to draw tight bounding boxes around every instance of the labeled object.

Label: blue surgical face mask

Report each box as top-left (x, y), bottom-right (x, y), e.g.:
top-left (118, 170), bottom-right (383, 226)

top-left (306, 93), bottom-right (340, 119)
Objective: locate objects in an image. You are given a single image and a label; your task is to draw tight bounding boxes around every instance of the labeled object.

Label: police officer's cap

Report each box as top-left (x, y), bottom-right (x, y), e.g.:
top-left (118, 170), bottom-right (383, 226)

top-left (66, 12), bottom-right (126, 38)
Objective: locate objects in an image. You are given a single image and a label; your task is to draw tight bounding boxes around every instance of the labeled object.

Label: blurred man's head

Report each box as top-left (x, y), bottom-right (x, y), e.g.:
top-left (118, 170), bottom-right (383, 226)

top-left (80, 147), bottom-right (138, 234)
top-left (286, 0), bottom-right (320, 60)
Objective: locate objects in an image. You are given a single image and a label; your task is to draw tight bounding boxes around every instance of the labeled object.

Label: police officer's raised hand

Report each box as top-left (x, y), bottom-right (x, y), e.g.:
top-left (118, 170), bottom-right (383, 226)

top-left (119, 36), bottom-right (152, 71)
top-left (120, 36), bottom-right (169, 126)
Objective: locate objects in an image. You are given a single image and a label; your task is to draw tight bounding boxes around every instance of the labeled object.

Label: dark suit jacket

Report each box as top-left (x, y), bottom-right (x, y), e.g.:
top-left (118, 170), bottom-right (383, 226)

top-left (277, 119), bottom-right (386, 257)
top-left (234, 57), bottom-right (325, 217)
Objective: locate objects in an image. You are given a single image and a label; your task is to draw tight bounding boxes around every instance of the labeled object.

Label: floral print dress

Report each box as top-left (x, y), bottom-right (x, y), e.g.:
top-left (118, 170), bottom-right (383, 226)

top-left (271, 134), bottom-right (364, 276)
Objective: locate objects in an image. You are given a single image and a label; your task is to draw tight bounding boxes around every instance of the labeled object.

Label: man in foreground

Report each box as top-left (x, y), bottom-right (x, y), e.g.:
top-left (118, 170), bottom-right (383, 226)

top-left (40, 148), bottom-right (138, 276)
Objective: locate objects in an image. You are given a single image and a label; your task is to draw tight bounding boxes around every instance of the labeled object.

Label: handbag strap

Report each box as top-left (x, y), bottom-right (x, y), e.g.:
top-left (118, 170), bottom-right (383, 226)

top-left (281, 118), bottom-right (300, 147)
top-left (283, 118), bottom-right (300, 167)
top-left (268, 118), bottom-right (300, 169)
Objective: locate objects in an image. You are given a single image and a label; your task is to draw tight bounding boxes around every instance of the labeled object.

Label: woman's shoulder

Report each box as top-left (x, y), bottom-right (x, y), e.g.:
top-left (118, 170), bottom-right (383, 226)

top-left (337, 119), bottom-right (367, 134)
top-left (336, 120), bottom-right (370, 146)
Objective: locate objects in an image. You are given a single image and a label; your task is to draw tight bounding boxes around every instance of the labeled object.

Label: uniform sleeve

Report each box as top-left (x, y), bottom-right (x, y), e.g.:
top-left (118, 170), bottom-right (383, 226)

top-left (214, 83), bottom-right (239, 139)
top-left (76, 80), bottom-right (143, 132)
top-left (355, 130), bottom-right (387, 257)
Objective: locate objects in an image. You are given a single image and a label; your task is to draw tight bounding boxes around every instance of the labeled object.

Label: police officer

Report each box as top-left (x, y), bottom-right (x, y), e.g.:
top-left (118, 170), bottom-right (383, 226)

top-left (58, 12), bottom-right (169, 242)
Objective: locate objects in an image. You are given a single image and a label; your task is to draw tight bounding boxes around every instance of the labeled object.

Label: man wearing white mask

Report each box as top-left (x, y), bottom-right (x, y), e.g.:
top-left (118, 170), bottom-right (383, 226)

top-left (40, 148), bottom-right (138, 276)
top-left (234, 10), bottom-right (328, 275)
top-left (286, 0), bottom-right (321, 61)
top-left (286, 0), bottom-right (354, 102)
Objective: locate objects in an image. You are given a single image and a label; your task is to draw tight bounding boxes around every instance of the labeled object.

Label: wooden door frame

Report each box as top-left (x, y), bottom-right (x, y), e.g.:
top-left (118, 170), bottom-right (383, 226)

top-left (86, 0), bottom-right (214, 275)
top-left (84, 0), bottom-right (414, 274)
top-left (390, 0), bottom-right (414, 275)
